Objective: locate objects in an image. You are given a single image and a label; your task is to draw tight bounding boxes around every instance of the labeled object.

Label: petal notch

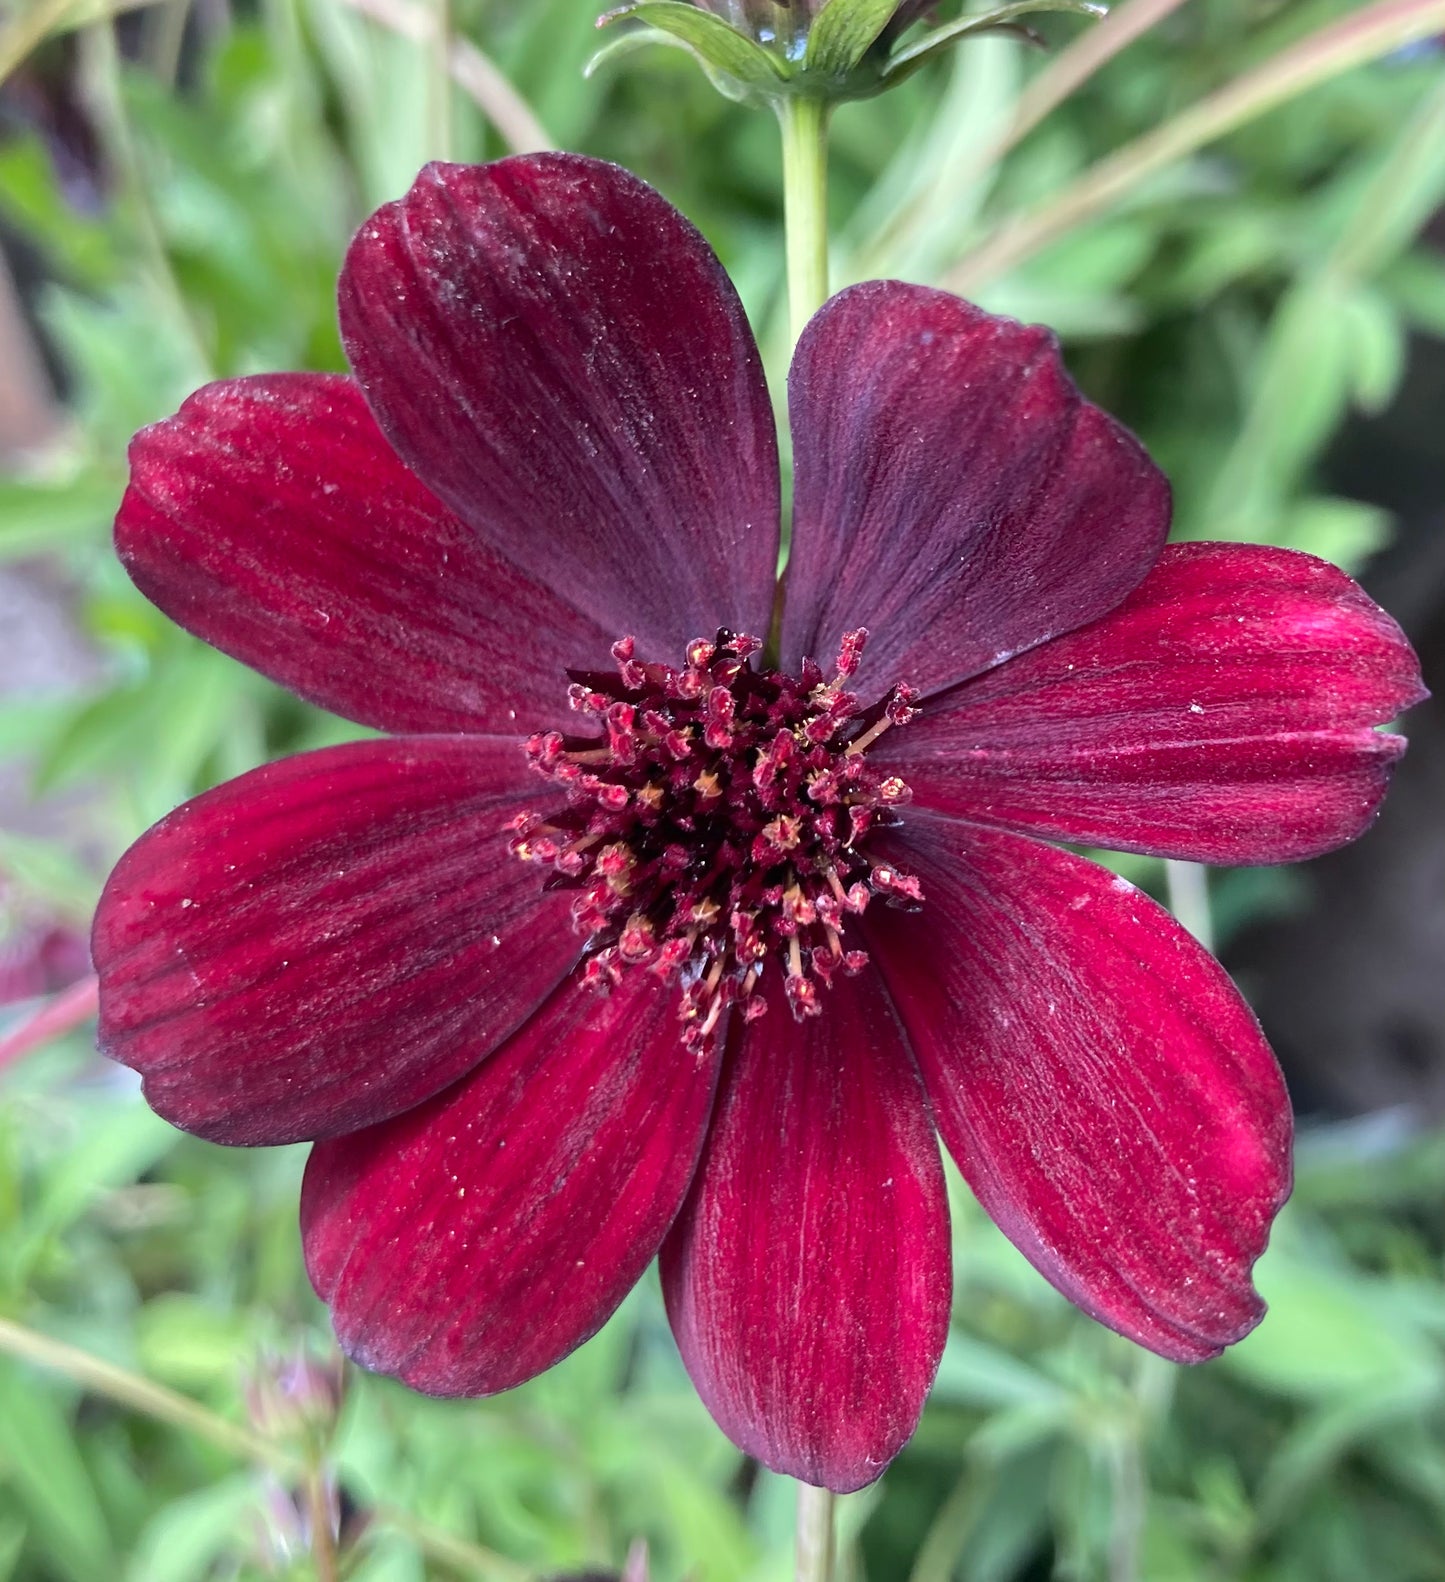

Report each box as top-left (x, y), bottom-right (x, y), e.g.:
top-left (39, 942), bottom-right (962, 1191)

top-left (868, 817), bottom-right (1292, 1362)
top-left (782, 282), bottom-right (1170, 700)
top-left (884, 544), bottom-right (1426, 862)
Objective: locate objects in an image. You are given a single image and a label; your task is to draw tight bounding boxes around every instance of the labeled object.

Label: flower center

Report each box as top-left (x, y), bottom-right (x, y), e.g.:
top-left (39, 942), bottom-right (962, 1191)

top-left (510, 629), bottom-right (922, 1045)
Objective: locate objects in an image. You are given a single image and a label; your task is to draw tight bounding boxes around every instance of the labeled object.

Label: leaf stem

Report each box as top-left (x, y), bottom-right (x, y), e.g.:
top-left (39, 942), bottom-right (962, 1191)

top-left (306, 1468), bottom-right (340, 1582)
top-left (795, 1482), bottom-right (836, 1582)
top-left (1163, 859), bottom-right (1212, 951)
top-left (0, 1315), bottom-right (530, 1578)
top-left (0, 1315), bottom-right (292, 1470)
top-left (336, 0), bottom-right (552, 153)
top-left (0, 976), bottom-right (99, 1072)
top-left (80, 18), bottom-right (213, 378)
top-left (430, 0), bottom-right (454, 158)
top-left (779, 94), bottom-right (831, 346)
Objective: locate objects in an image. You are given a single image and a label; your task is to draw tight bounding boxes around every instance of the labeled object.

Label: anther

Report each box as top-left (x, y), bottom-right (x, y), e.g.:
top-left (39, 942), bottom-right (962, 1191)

top-left (513, 628), bottom-right (923, 1040)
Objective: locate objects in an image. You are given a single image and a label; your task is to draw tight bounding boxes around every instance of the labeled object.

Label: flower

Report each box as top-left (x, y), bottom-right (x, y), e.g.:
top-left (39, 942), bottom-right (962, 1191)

top-left (94, 153), bottom-right (1424, 1494)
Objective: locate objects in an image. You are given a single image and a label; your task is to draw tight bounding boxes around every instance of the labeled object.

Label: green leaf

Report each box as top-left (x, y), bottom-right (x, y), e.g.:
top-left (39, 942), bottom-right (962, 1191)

top-left (0, 470), bottom-right (121, 562)
top-left (584, 24), bottom-right (699, 79)
top-left (947, 0), bottom-right (1445, 291)
top-left (124, 1477), bottom-right (258, 1582)
top-left (1278, 496), bottom-right (1392, 571)
top-left (805, 0), bottom-right (900, 76)
top-left (1384, 252), bottom-right (1445, 338)
top-left (1340, 287), bottom-right (1406, 413)
top-left (599, 2), bottom-right (787, 94)
top-left (932, 1336), bottom-right (1068, 1410)
top-left (884, 0), bottom-right (1105, 84)
top-left (1329, 73), bottom-right (1445, 281)
top-left (32, 1103), bottom-right (177, 1244)
top-left (135, 1298), bottom-right (256, 1391)
top-left (0, 1360), bottom-right (115, 1582)
top-left (1226, 1257), bottom-right (1441, 1400)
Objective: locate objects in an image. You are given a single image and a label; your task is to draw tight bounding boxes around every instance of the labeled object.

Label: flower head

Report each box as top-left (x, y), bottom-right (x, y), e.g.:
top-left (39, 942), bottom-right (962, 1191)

top-left (95, 154), bottom-right (1425, 1493)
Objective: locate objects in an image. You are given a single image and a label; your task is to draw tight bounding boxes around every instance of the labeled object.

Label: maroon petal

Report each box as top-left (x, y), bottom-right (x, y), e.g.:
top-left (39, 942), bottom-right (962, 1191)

top-left (302, 973), bottom-right (719, 1396)
top-left (781, 282), bottom-right (1170, 700)
top-left (661, 969), bottom-right (951, 1492)
top-left (118, 373), bottom-right (612, 735)
top-left (882, 544), bottom-right (1426, 863)
top-left (339, 155), bottom-right (780, 656)
top-left (866, 817), bottom-right (1292, 1362)
top-left (93, 737), bottom-right (575, 1146)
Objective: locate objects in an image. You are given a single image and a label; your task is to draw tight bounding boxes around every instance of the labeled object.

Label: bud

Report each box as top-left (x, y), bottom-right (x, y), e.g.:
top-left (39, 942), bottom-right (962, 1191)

top-left (244, 1346), bottom-right (347, 1450)
top-left (591, 0), bottom-right (1107, 108)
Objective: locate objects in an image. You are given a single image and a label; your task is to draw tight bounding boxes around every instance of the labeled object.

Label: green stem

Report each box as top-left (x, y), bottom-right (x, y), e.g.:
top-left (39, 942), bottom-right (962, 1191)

top-left (0, 1315), bottom-right (292, 1471)
top-left (82, 19), bottom-right (212, 378)
top-left (306, 1466), bottom-right (340, 1582)
top-left (0, 1315), bottom-right (529, 1579)
top-left (430, 0), bottom-right (454, 159)
top-left (778, 94), bottom-right (831, 347)
top-left (1163, 859), bottom-right (1212, 951)
top-left (0, 0), bottom-right (79, 88)
top-left (795, 1482), bottom-right (836, 1582)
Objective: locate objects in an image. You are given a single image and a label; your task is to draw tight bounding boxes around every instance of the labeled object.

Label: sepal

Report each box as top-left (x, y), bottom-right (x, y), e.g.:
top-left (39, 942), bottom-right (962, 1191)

top-left (593, 0), bottom-right (1109, 108)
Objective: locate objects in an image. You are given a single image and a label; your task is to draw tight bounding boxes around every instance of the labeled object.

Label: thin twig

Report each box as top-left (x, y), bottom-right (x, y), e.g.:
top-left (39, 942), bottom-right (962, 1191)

top-left (944, 0), bottom-right (1445, 292)
top-left (0, 1315), bottom-right (296, 1469)
top-left (0, 976), bottom-right (99, 1072)
top-left (430, 0), bottom-right (454, 158)
top-left (337, 0), bottom-right (552, 153)
top-left (0, 1315), bottom-right (532, 1579)
top-left (999, 0), bottom-right (1190, 163)
top-left (0, 0), bottom-right (80, 87)
top-left (80, 19), bottom-right (213, 375)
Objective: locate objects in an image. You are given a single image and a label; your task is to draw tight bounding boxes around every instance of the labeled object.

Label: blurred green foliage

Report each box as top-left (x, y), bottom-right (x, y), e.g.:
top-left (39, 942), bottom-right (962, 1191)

top-left (2, 0), bottom-right (1445, 1576)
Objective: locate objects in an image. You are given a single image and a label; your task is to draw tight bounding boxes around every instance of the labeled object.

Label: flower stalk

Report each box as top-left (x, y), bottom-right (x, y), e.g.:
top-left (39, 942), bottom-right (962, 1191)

top-left (779, 93), bottom-right (831, 345)
top-left (795, 1483), bottom-right (837, 1582)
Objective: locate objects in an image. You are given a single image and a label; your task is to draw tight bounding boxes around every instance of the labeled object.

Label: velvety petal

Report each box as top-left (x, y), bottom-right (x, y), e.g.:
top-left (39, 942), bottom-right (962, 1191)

top-left (302, 972), bottom-right (719, 1396)
top-left (866, 816), bottom-right (1292, 1362)
top-left (881, 543), bottom-right (1427, 863)
top-left (339, 155), bottom-right (780, 657)
top-left (661, 968), bottom-right (951, 1492)
top-left (117, 373), bottom-right (612, 735)
top-left (781, 282), bottom-right (1170, 700)
top-left (94, 737), bottom-right (576, 1146)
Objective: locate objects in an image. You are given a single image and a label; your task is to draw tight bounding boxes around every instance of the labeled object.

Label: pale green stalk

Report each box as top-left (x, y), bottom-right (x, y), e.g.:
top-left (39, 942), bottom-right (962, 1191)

top-left (780, 95), bottom-right (838, 1578)
top-left (81, 19), bottom-right (213, 377)
top-left (795, 1483), bottom-right (837, 1582)
top-left (1164, 860), bottom-right (1212, 951)
top-left (1000, 0), bottom-right (1190, 163)
top-left (336, 0), bottom-right (553, 153)
top-left (0, 0), bottom-right (79, 86)
top-left (779, 94), bottom-right (832, 347)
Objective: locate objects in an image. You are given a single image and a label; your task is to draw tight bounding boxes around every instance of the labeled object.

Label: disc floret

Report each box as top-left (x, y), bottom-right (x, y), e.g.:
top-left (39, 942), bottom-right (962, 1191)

top-left (511, 629), bottom-right (922, 1044)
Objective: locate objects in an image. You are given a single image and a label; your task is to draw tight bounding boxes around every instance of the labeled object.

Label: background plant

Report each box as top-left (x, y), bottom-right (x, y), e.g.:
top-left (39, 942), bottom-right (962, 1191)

top-left (1, 0), bottom-right (1444, 1577)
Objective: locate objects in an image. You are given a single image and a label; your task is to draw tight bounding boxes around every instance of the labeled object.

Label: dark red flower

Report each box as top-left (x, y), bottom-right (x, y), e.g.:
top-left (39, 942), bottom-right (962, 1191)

top-left (94, 153), bottom-right (1424, 1494)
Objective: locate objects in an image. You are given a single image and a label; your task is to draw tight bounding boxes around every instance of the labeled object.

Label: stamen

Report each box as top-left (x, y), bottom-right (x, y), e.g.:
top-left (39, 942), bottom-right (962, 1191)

top-left (513, 627), bottom-right (922, 1045)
